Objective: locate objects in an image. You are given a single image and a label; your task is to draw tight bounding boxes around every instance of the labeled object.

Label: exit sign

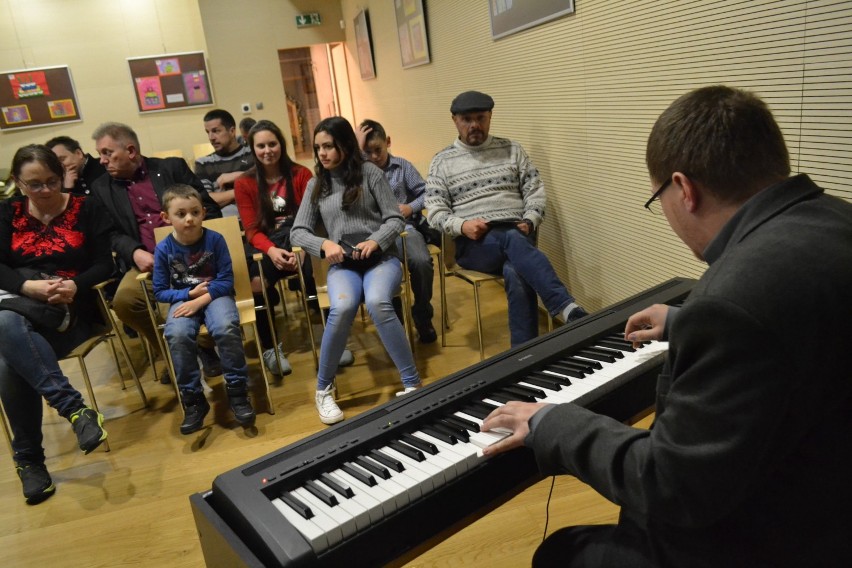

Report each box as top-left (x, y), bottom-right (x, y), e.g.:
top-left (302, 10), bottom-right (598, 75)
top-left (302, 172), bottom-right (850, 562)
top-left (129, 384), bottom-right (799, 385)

top-left (295, 13), bottom-right (321, 28)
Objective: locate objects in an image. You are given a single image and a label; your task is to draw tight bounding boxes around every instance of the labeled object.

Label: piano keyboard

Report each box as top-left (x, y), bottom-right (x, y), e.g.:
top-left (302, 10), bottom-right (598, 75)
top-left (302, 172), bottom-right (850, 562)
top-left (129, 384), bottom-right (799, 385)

top-left (191, 277), bottom-right (695, 568)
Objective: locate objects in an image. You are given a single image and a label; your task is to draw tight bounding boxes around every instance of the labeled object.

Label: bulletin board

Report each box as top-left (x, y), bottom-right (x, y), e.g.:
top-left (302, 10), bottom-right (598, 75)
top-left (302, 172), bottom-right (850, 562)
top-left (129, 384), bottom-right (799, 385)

top-left (127, 51), bottom-right (213, 113)
top-left (0, 66), bottom-right (81, 132)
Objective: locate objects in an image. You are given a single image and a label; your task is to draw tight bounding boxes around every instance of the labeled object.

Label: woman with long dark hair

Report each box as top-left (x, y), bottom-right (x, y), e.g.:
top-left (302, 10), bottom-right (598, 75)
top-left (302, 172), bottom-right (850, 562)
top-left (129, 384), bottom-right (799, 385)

top-left (0, 145), bottom-right (114, 504)
top-left (291, 117), bottom-right (421, 425)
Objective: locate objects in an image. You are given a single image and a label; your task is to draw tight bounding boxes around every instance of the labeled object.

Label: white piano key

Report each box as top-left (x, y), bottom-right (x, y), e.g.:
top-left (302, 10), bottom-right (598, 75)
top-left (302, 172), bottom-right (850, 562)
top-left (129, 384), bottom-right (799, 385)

top-left (324, 470), bottom-right (384, 524)
top-left (271, 497), bottom-right (329, 554)
top-left (381, 445), bottom-right (444, 490)
top-left (406, 437), bottom-right (460, 481)
top-left (452, 411), bottom-right (512, 450)
top-left (360, 455), bottom-right (423, 502)
top-left (335, 468), bottom-right (400, 516)
top-left (292, 486), bottom-right (355, 541)
top-left (314, 477), bottom-right (371, 532)
top-left (411, 430), bottom-right (480, 474)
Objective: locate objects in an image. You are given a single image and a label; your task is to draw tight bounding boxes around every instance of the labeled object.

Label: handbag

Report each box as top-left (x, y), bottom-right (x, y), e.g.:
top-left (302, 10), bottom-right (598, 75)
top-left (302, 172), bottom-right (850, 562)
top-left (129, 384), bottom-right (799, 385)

top-left (268, 216), bottom-right (294, 250)
top-left (0, 269), bottom-right (73, 331)
top-left (338, 233), bottom-right (383, 272)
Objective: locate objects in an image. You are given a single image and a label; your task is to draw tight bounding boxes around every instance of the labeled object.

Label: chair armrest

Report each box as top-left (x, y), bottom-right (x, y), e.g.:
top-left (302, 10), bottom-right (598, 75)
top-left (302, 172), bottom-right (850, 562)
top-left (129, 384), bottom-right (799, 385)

top-left (292, 246), bottom-right (302, 254)
top-left (136, 271), bottom-right (152, 281)
top-left (91, 278), bottom-right (117, 291)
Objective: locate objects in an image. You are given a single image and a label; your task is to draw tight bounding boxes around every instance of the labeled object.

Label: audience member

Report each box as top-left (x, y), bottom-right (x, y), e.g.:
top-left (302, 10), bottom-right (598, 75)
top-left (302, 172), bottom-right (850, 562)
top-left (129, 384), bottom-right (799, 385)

top-left (481, 85), bottom-right (852, 567)
top-left (356, 119), bottom-right (437, 343)
top-left (291, 117), bottom-right (420, 424)
top-left (426, 90), bottom-right (586, 347)
top-left (0, 145), bottom-right (112, 504)
top-left (238, 117), bottom-right (257, 146)
top-left (89, 122), bottom-right (222, 380)
top-left (153, 184), bottom-right (254, 434)
top-left (194, 109), bottom-right (253, 217)
top-left (45, 135), bottom-right (106, 196)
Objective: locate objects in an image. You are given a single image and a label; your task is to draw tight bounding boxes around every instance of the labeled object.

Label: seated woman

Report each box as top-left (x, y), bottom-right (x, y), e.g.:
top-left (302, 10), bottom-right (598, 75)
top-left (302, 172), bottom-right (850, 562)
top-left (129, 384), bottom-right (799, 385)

top-left (0, 145), bottom-right (114, 504)
top-left (291, 117), bottom-right (422, 425)
top-left (234, 120), bottom-right (352, 376)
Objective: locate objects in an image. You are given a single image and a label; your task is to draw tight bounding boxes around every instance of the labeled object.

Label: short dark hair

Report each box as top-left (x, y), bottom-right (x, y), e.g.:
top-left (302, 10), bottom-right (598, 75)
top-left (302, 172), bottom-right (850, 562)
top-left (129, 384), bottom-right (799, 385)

top-left (11, 144), bottom-right (64, 180)
top-left (92, 122), bottom-right (141, 150)
top-left (359, 119), bottom-right (387, 144)
top-left (239, 117), bottom-right (256, 132)
top-left (45, 135), bottom-right (82, 153)
top-left (203, 109), bottom-right (236, 130)
top-left (646, 85), bottom-right (790, 203)
top-left (161, 183), bottom-right (203, 212)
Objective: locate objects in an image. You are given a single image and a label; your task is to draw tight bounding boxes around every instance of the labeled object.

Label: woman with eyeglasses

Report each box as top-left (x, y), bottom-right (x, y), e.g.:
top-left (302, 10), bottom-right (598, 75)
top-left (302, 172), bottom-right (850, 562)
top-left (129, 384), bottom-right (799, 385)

top-left (290, 116), bottom-right (421, 425)
top-left (0, 144), bottom-right (115, 505)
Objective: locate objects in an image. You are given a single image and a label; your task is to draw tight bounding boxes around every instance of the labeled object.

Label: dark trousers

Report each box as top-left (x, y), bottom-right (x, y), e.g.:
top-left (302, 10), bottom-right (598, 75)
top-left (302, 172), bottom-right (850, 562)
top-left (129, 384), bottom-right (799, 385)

top-left (533, 522), bottom-right (654, 568)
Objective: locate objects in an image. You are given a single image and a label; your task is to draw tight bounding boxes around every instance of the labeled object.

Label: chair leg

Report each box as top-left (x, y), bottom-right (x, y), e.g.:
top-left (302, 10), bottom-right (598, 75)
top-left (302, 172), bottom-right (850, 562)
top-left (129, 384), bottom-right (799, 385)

top-left (473, 283), bottom-right (485, 361)
top-left (107, 338), bottom-right (126, 390)
top-left (251, 322), bottom-right (276, 415)
top-left (0, 398), bottom-right (14, 458)
top-left (437, 249), bottom-right (448, 346)
top-left (74, 354), bottom-right (110, 452)
top-left (112, 334), bottom-right (148, 408)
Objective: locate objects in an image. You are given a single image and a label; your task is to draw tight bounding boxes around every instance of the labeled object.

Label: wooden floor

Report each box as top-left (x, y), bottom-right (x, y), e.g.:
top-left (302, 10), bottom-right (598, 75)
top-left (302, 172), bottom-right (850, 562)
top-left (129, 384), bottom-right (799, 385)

top-left (0, 276), bottom-right (645, 567)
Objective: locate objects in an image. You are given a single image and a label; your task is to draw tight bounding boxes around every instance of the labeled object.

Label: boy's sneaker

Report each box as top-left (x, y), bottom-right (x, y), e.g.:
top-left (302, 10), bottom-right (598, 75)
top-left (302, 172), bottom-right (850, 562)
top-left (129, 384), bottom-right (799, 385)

top-left (198, 346), bottom-right (223, 377)
top-left (16, 463), bottom-right (55, 505)
top-left (180, 395), bottom-right (211, 435)
top-left (262, 344), bottom-right (292, 376)
top-left (69, 407), bottom-right (107, 454)
top-left (227, 387), bottom-right (256, 426)
top-left (315, 384), bottom-right (344, 425)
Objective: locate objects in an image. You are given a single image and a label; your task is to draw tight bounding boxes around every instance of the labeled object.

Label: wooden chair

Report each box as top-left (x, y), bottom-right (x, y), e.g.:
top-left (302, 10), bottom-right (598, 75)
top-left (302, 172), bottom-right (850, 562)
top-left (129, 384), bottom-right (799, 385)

top-left (427, 243), bottom-right (447, 346)
top-left (0, 280), bottom-right (149, 455)
top-left (193, 142), bottom-right (215, 162)
top-left (293, 232), bottom-right (416, 373)
top-left (137, 217), bottom-right (278, 416)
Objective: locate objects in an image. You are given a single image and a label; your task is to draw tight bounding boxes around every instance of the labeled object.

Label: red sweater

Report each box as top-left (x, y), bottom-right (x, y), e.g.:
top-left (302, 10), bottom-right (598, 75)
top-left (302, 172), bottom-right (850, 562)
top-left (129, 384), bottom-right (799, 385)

top-left (234, 164), bottom-right (312, 253)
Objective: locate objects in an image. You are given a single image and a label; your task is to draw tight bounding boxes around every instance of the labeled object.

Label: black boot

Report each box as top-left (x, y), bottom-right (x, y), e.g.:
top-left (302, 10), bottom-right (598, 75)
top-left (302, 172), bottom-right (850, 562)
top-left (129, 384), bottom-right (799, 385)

top-left (180, 393), bottom-right (210, 435)
top-left (227, 385), bottom-right (256, 426)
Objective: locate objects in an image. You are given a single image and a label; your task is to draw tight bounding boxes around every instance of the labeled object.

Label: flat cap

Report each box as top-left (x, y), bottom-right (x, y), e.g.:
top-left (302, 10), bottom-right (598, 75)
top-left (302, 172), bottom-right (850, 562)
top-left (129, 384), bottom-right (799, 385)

top-left (450, 91), bottom-right (494, 114)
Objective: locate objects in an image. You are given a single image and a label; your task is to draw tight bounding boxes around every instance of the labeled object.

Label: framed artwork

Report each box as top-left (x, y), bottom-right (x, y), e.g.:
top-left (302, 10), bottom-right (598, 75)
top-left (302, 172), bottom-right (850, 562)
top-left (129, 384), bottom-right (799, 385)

top-left (395, 0), bottom-right (431, 69)
top-left (354, 10), bottom-right (376, 80)
top-left (127, 51), bottom-right (213, 113)
top-left (490, 0), bottom-right (575, 40)
top-left (0, 66), bottom-right (81, 131)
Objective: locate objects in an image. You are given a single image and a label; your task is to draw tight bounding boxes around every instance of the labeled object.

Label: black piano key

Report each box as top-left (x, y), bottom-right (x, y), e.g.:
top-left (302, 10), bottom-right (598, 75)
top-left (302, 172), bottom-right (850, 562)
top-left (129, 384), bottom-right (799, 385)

top-left (401, 433), bottom-right (439, 455)
top-left (598, 338), bottom-right (636, 352)
top-left (506, 383), bottom-right (547, 400)
top-left (436, 419), bottom-right (470, 442)
top-left (320, 472), bottom-right (354, 498)
top-left (461, 404), bottom-right (490, 420)
top-left (553, 358), bottom-right (594, 372)
top-left (388, 439), bottom-right (426, 462)
top-left (487, 391), bottom-right (515, 404)
top-left (422, 424), bottom-right (457, 445)
top-left (544, 364), bottom-right (585, 379)
top-left (369, 449), bottom-right (405, 473)
top-left (584, 346), bottom-right (624, 359)
top-left (341, 462), bottom-right (377, 487)
top-left (445, 414), bottom-right (480, 433)
top-left (563, 355), bottom-right (603, 370)
top-left (576, 349), bottom-right (616, 363)
top-left (280, 491), bottom-right (313, 519)
top-left (493, 388), bottom-right (537, 403)
top-left (476, 400), bottom-right (500, 412)
top-left (523, 374), bottom-right (564, 390)
top-left (529, 371), bottom-right (571, 386)
top-left (355, 456), bottom-right (392, 480)
top-left (304, 479), bottom-right (339, 507)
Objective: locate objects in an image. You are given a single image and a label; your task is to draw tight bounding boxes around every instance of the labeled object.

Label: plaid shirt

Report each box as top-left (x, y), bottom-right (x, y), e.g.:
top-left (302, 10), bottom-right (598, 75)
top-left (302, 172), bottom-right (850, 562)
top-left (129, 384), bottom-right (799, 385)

top-left (382, 154), bottom-right (426, 213)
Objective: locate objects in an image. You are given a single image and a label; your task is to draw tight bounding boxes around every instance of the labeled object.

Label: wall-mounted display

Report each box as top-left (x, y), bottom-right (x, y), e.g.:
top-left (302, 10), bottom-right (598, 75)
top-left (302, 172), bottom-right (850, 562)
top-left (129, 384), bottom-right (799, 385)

top-left (490, 0), bottom-right (575, 40)
top-left (0, 66), bottom-right (81, 131)
top-left (395, 0), bottom-right (431, 69)
top-left (127, 51), bottom-right (213, 113)
top-left (354, 10), bottom-right (376, 80)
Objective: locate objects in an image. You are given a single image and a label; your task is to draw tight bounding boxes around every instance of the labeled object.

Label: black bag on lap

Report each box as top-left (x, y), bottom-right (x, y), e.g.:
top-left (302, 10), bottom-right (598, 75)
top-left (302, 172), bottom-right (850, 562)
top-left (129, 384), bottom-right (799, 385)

top-left (338, 233), bottom-right (383, 273)
top-left (0, 268), bottom-right (72, 331)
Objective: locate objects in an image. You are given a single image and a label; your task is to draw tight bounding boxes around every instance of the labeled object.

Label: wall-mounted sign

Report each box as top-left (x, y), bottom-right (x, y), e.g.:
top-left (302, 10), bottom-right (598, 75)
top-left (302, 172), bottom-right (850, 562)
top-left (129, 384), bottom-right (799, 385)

top-left (296, 13), bottom-right (321, 28)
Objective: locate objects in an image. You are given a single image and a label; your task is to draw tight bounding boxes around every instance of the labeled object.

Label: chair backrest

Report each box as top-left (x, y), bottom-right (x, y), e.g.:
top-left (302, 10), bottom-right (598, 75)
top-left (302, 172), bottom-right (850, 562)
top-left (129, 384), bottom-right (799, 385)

top-left (193, 142), bottom-right (215, 162)
top-left (152, 217), bottom-right (254, 314)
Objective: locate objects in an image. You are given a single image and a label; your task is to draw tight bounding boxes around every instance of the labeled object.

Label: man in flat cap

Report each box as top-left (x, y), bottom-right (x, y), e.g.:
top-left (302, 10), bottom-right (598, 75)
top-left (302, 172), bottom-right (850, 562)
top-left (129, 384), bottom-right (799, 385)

top-left (426, 91), bottom-right (586, 347)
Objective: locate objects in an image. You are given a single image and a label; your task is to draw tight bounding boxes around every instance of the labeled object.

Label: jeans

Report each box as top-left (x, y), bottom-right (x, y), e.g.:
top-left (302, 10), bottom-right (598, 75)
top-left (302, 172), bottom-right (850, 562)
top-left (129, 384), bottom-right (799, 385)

top-left (0, 310), bottom-right (92, 465)
top-left (455, 225), bottom-right (576, 346)
top-left (163, 295), bottom-right (248, 397)
top-left (397, 224), bottom-right (434, 325)
top-left (317, 257), bottom-right (420, 390)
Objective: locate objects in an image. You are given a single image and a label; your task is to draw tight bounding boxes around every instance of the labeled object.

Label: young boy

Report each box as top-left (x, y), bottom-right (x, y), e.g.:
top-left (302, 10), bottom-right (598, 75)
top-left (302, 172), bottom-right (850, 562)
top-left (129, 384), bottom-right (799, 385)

top-left (153, 184), bottom-right (255, 434)
top-left (356, 119), bottom-right (437, 343)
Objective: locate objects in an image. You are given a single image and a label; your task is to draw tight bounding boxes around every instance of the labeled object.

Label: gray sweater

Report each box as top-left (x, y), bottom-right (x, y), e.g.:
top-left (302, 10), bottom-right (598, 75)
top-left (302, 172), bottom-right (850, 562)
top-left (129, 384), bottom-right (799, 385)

top-left (290, 161), bottom-right (404, 258)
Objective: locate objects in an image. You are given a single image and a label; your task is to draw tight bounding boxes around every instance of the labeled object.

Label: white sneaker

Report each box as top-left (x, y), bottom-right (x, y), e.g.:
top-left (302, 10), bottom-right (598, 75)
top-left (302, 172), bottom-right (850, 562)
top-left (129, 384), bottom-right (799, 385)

top-left (315, 385), bottom-right (344, 424)
top-left (395, 385), bottom-right (421, 397)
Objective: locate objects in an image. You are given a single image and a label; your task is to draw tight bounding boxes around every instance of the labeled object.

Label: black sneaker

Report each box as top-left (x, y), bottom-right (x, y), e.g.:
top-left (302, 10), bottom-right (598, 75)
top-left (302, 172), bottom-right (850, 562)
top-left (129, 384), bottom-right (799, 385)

top-left (229, 395), bottom-right (256, 426)
top-left (16, 463), bottom-right (55, 505)
top-left (415, 319), bottom-right (438, 344)
top-left (69, 407), bottom-right (107, 454)
top-left (180, 395), bottom-right (211, 435)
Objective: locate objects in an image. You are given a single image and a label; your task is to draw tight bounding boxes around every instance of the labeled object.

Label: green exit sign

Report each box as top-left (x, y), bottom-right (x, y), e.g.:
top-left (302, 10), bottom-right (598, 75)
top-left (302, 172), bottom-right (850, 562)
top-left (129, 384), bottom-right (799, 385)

top-left (295, 13), bottom-right (321, 28)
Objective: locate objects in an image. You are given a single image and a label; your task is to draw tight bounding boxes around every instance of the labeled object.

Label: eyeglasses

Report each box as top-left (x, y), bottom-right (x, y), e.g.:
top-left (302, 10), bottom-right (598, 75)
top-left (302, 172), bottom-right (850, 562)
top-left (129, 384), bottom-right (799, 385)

top-left (18, 178), bottom-right (62, 192)
top-left (644, 177), bottom-right (672, 215)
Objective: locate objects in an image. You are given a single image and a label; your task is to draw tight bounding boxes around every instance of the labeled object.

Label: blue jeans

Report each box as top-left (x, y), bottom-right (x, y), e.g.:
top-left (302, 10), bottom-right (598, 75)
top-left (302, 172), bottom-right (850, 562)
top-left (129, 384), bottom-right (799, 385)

top-left (0, 310), bottom-right (92, 465)
top-left (397, 224), bottom-right (434, 325)
top-left (455, 225), bottom-right (576, 346)
top-left (318, 257), bottom-right (420, 390)
top-left (164, 295), bottom-right (248, 397)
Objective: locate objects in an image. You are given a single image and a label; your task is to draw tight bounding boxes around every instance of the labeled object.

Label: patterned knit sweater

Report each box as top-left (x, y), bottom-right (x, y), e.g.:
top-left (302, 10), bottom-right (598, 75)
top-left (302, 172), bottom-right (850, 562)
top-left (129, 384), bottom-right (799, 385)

top-left (425, 135), bottom-right (546, 237)
top-left (290, 162), bottom-right (404, 259)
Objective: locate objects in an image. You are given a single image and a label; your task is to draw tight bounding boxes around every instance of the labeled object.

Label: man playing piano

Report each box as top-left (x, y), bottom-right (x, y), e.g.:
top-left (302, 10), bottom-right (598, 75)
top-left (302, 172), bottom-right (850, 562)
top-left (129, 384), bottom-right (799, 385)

top-left (481, 85), bottom-right (852, 567)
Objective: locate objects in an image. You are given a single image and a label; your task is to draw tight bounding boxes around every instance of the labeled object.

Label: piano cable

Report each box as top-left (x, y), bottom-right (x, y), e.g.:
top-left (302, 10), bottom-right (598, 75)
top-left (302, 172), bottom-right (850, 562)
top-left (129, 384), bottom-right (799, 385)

top-left (543, 475), bottom-right (556, 543)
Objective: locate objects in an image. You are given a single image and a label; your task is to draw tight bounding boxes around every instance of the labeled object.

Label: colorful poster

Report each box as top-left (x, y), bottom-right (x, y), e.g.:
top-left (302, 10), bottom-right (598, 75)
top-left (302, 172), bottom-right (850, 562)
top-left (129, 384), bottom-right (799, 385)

top-left (9, 71), bottom-right (50, 99)
top-left (156, 58), bottom-right (181, 76)
top-left (183, 71), bottom-right (210, 104)
top-left (3, 104), bottom-right (31, 124)
top-left (47, 99), bottom-right (77, 119)
top-left (135, 76), bottom-right (165, 110)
